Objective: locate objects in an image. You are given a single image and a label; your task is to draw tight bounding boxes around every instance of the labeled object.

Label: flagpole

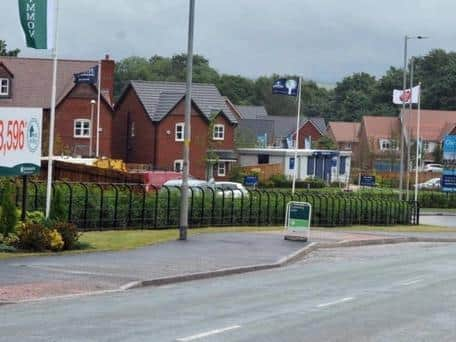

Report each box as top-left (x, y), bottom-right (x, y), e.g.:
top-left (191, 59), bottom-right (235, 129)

top-left (45, 0), bottom-right (60, 218)
top-left (292, 77), bottom-right (302, 195)
top-left (406, 57), bottom-right (414, 201)
top-left (414, 82), bottom-right (422, 202)
top-left (96, 60), bottom-right (102, 158)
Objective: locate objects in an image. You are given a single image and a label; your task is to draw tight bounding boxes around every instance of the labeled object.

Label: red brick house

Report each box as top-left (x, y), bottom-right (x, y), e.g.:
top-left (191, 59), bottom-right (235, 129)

top-left (358, 116), bottom-right (401, 171)
top-left (327, 121), bottom-right (361, 165)
top-left (112, 81), bottom-right (238, 180)
top-left (0, 56), bottom-right (115, 157)
top-left (291, 117), bottom-right (327, 148)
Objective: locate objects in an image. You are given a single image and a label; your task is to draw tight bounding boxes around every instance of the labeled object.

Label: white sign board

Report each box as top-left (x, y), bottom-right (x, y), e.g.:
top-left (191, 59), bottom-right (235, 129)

top-left (284, 201), bottom-right (311, 241)
top-left (0, 107), bottom-right (42, 176)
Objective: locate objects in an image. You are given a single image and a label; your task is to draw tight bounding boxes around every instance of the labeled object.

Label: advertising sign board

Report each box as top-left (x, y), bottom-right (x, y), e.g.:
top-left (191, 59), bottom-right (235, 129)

top-left (244, 175), bottom-right (258, 187)
top-left (0, 108), bottom-right (42, 177)
top-left (360, 175), bottom-right (376, 187)
top-left (284, 201), bottom-right (311, 241)
top-left (442, 135), bottom-right (456, 192)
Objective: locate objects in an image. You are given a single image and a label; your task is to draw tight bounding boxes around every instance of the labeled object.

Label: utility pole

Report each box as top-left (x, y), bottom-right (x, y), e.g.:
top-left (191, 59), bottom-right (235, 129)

top-left (179, 0), bottom-right (196, 241)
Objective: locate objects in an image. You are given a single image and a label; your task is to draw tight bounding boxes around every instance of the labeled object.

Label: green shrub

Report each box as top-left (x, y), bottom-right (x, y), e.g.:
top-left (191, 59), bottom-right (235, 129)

top-left (26, 210), bottom-right (45, 224)
top-left (0, 182), bottom-right (18, 236)
top-left (16, 222), bottom-right (51, 252)
top-left (53, 222), bottom-right (80, 250)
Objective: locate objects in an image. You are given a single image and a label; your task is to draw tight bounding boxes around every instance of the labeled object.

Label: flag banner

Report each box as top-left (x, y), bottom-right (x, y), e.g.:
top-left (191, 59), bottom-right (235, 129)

top-left (73, 65), bottom-right (99, 84)
top-left (392, 85), bottom-right (420, 104)
top-left (18, 0), bottom-right (55, 50)
top-left (272, 78), bottom-right (299, 96)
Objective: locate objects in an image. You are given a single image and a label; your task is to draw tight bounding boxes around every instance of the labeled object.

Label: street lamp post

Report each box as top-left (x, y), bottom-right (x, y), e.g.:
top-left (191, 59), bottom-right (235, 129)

top-left (399, 35), bottom-right (428, 200)
top-left (89, 99), bottom-right (96, 157)
top-left (179, 0), bottom-right (196, 241)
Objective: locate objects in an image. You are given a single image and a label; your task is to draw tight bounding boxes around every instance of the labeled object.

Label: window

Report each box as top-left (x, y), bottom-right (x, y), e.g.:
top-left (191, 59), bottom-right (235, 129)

top-left (379, 139), bottom-right (398, 151)
top-left (289, 157), bottom-right (295, 170)
top-left (174, 159), bottom-right (183, 172)
top-left (175, 123), bottom-right (184, 141)
top-left (339, 156), bottom-right (346, 175)
top-left (213, 124), bottom-right (225, 140)
top-left (131, 122), bottom-right (135, 137)
top-left (422, 140), bottom-right (429, 152)
top-left (346, 143), bottom-right (352, 149)
top-left (217, 162), bottom-right (226, 176)
top-left (74, 119), bottom-right (90, 138)
top-left (0, 78), bottom-right (9, 96)
top-left (258, 154), bottom-right (269, 164)
top-left (307, 157), bottom-right (315, 175)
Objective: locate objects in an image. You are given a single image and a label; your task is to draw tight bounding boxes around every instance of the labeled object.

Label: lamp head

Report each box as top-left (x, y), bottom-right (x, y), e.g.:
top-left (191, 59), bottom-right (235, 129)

top-left (90, 99), bottom-right (96, 105)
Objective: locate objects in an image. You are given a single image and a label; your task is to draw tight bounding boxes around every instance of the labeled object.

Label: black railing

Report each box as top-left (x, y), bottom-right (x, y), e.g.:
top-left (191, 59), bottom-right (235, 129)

top-left (6, 180), bottom-right (421, 231)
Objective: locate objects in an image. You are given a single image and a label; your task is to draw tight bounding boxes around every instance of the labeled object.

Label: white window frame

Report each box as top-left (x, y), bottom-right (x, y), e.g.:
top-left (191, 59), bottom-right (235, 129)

top-left (175, 123), bottom-right (184, 142)
top-left (379, 139), bottom-right (398, 151)
top-left (422, 140), bottom-right (429, 152)
top-left (174, 159), bottom-right (184, 172)
top-left (131, 121), bottom-right (136, 137)
top-left (0, 78), bottom-right (9, 96)
top-left (213, 124), bottom-right (225, 140)
top-left (73, 119), bottom-right (91, 138)
top-left (217, 162), bottom-right (226, 176)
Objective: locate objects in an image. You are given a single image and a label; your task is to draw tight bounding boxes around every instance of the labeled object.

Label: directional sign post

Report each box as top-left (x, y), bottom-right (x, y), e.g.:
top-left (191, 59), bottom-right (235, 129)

top-left (284, 201), bottom-right (311, 242)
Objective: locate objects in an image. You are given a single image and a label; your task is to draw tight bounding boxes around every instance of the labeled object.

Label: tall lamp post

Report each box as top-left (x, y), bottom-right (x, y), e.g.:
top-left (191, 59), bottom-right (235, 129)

top-left (399, 35), bottom-right (428, 200)
top-left (179, 0), bottom-right (196, 241)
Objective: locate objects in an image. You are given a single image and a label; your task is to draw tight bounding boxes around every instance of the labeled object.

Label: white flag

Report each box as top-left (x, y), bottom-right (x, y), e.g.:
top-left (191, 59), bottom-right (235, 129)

top-left (392, 85), bottom-right (420, 105)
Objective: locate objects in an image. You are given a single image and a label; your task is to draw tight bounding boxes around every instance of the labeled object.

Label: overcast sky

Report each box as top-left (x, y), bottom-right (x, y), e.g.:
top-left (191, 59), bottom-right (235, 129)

top-left (2, 0), bottom-right (455, 84)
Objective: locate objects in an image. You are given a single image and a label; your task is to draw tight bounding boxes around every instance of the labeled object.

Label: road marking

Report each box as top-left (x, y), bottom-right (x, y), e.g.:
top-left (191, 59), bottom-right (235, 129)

top-left (317, 297), bottom-right (354, 308)
top-left (399, 279), bottom-right (423, 286)
top-left (176, 325), bottom-right (241, 341)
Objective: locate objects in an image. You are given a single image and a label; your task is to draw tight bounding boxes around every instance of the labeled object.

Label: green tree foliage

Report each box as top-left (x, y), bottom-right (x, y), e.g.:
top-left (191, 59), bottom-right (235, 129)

top-left (313, 136), bottom-right (337, 149)
top-left (50, 186), bottom-right (67, 222)
top-left (0, 40), bottom-right (20, 57)
top-left (114, 49), bottom-right (456, 121)
top-left (0, 182), bottom-right (18, 236)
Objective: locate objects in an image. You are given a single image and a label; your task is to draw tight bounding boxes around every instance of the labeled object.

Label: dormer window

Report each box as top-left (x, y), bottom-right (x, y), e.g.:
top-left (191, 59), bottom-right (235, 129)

top-left (0, 78), bottom-right (9, 96)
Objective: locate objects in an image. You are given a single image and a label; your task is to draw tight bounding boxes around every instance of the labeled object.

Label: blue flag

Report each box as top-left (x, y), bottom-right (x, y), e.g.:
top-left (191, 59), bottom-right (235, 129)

top-left (74, 65), bottom-right (98, 84)
top-left (272, 78), bottom-right (299, 96)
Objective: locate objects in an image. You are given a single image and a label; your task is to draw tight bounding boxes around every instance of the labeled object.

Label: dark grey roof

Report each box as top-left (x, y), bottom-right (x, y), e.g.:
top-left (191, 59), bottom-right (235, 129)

top-left (306, 117), bottom-right (327, 135)
top-left (267, 115), bottom-right (305, 138)
top-left (209, 149), bottom-right (237, 161)
top-left (130, 80), bottom-right (238, 124)
top-left (237, 105), bottom-right (269, 119)
top-left (238, 119), bottom-right (275, 144)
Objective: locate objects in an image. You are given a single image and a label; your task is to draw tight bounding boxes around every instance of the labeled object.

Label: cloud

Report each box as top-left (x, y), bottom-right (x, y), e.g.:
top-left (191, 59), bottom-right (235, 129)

top-left (2, 0), bottom-right (454, 83)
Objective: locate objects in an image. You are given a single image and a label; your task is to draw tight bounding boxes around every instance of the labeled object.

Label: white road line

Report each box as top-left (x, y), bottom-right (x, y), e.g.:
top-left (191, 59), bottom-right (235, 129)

top-left (317, 297), bottom-right (354, 308)
top-left (399, 279), bottom-right (423, 286)
top-left (176, 325), bottom-right (241, 341)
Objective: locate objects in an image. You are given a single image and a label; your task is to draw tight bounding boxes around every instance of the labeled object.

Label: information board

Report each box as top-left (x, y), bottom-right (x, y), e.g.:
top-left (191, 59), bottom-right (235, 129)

top-left (284, 201), bottom-right (311, 241)
top-left (360, 175), bottom-right (376, 187)
top-left (244, 175), bottom-right (258, 187)
top-left (442, 135), bottom-right (456, 192)
top-left (0, 108), bottom-right (42, 177)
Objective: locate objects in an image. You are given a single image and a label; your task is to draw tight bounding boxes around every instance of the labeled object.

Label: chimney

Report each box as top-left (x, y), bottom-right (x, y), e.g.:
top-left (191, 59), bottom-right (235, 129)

top-left (101, 54), bottom-right (115, 103)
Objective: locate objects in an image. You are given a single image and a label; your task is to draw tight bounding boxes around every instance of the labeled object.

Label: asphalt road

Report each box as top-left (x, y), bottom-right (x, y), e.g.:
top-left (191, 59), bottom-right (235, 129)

top-left (2, 242), bottom-right (456, 341)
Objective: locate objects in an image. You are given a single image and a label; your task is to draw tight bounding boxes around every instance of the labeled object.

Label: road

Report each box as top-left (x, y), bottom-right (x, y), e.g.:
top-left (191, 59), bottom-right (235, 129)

top-left (2, 242), bottom-right (456, 341)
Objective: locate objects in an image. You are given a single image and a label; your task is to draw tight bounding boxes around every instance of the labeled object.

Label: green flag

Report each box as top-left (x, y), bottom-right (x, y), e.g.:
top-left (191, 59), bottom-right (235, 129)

top-left (18, 0), bottom-right (55, 50)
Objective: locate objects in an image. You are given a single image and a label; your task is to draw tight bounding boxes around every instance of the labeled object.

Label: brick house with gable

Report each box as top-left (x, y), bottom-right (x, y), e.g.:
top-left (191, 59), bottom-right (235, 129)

top-left (0, 55), bottom-right (115, 157)
top-left (112, 81), bottom-right (238, 180)
top-left (327, 121), bottom-right (361, 165)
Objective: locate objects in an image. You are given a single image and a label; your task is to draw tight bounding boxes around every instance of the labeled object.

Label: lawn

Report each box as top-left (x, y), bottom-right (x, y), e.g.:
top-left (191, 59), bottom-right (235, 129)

top-left (0, 226), bottom-right (281, 260)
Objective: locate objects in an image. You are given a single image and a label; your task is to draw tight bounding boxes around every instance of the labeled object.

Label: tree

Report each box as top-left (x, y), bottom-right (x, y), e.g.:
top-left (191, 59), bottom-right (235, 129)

top-left (0, 40), bottom-right (20, 57)
top-left (0, 182), bottom-right (18, 237)
top-left (313, 136), bottom-right (337, 149)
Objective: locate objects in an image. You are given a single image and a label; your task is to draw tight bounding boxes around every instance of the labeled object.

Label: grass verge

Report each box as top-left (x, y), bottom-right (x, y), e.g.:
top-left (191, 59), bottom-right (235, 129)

top-left (0, 226), bottom-right (281, 260)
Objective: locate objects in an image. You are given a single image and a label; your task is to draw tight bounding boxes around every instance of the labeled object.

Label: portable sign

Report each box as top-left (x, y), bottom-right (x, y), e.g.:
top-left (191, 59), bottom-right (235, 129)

top-left (0, 108), bottom-right (42, 176)
top-left (284, 201), bottom-right (311, 241)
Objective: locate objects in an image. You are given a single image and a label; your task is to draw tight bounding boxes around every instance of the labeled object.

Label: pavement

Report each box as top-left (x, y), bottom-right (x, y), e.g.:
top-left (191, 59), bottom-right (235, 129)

top-left (1, 220), bottom-right (456, 303)
top-left (2, 241), bottom-right (456, 341)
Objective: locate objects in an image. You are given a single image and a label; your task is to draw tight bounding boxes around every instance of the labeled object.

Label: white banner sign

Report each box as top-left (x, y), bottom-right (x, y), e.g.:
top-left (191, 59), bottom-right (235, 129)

top-left (0, 107), bottom-right (42, 176)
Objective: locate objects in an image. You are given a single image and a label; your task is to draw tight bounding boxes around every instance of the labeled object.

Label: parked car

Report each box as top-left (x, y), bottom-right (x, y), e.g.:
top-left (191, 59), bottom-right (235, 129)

top-left (162, 179), bottom-right (211, 196)
top-left (414, 177), bottom-right (441, 190)
top-left (423, 163), bottom-right (443, 173)
top-left (213, 181), bottom-right (249, 198)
